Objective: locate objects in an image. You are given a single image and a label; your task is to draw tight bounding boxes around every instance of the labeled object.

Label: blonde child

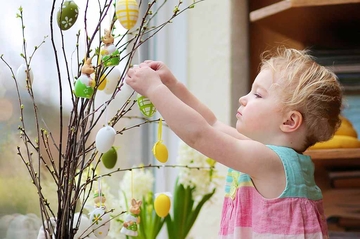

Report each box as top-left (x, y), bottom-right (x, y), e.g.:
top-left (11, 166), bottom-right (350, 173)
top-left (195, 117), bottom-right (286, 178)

top-left (125, 47), bottom-right (342, 238)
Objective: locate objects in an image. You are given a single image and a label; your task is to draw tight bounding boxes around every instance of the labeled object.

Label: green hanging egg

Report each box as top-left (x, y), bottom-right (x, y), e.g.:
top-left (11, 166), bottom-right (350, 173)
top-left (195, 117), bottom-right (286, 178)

top-left (102, 48), bottom-right (120, 67)
top-left (102, 146), bottom-right (118, 169)
top-left (137, 94), bottom-right (156, 117)
top-left (57, 1), bottom-right (79, 31)
top-left (74, 75), bottom-right (94, 99)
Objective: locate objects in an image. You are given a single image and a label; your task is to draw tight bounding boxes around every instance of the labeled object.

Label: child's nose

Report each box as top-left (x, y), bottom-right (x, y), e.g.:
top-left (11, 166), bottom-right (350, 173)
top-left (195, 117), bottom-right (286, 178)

top-left (239, 95), bottom-right (247, 106)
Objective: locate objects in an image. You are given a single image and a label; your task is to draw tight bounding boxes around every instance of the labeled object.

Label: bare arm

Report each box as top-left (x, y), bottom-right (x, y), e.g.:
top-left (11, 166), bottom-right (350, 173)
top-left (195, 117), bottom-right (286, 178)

top-left (141, 61), bottom-right (244, 139)
top-left (125, 66), bottom-right (283, 185)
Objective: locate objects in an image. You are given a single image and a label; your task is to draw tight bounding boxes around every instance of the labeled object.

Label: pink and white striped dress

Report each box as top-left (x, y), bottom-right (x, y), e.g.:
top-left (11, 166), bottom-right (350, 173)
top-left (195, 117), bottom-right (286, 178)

top-left (219, 145), bottom-right (329, 239)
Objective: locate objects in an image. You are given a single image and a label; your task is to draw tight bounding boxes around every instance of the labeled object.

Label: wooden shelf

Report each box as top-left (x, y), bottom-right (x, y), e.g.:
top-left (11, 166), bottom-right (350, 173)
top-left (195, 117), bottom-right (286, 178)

top-left (305, 148), bottom-right (360, 169)
top-left (250, 0), bottom-right (360, 22)
top-left (305, 148), bottom-right (360, 160)
top-left (249, 0), bottom-right (360, 48)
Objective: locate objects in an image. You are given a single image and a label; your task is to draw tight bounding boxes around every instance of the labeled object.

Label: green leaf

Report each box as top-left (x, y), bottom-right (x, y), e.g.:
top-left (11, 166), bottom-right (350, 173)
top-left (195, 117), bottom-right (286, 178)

top-left (171, 178), bottom-right (185, 237)
top-left (170, 178), bottom-right (197, 239)
top-left (138, 194), bottom-right (165, 239)
top-left (165, 214), bottom-right (175, 239)
top-left (184, 188), bottom-right (216, 237)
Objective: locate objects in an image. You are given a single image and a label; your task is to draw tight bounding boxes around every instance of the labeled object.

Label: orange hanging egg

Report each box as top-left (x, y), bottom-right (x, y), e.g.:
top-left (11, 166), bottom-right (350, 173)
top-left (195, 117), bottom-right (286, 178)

top-left (116, 0), bottom-right (139, 30)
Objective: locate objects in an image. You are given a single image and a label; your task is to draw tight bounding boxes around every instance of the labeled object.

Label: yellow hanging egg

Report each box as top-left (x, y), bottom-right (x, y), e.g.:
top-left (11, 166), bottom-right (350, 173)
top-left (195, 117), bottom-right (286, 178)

top-left (154, 193), bottom-right (171, 218)
top-left (116, 0), bottom-right (139, 30)
top-left (152, 141), bottom-right (168, 163)
top-left (98, 75), bottom-right (107, 90)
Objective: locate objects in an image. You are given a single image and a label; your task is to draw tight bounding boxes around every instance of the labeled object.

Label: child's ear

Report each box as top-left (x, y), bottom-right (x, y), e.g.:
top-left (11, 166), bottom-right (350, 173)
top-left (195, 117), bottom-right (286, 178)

top-left (280, 110), bottom-right (303, 132)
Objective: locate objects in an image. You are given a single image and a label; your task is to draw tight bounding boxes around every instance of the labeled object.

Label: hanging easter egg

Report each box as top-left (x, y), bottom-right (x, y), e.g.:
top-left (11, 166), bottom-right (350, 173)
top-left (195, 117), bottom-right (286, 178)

top-left (154, 193), bottom-right (171, 218)
top-left (98, 75), bottom-right (107, 91)
top-left (102, 48), bottom-right (120, 67)
top-left (95, 126), bottom-right (116, 153)
top-left (137, 94), bottom-right (156, 117)
top-left (73, 213), bottom-right (95, 239)
top-left (102, 146), bottom-right (118, 169)
top-left (100, 68), bottom-right (121, 94)
top-left (57, 0), bottom-right (79, 31)
top-left (74, 74), bottom-right (95, 99)
top-left (153, 142), bottom-right (168, 163)
top-left (89, 207), bottom-right (110, 239)
top-left (116, 0), bottom-right (139, 30)
top-left (16, 64), bottom-right (34, 89)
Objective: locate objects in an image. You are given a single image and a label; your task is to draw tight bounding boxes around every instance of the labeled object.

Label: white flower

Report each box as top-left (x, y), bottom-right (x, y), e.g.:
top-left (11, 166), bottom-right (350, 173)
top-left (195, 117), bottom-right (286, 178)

top-left (118, 166), bottom-right (154, 208)
top-left (176, 141), bottom-right (218, 200)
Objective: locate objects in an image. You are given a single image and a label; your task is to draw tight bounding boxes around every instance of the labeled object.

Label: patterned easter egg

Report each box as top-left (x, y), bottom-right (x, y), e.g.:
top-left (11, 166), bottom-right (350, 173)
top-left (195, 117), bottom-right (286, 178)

top-left (102, 68), bottom-right (121, 94)
top-left (137, 94), bottom-right (156, 117)
top-left (57, 1), bottom-right (79, 31)
top-left (102, 146), bottom-right (118, 169)
top-left (89, 207), bottom-right (110, 239)
top-left (116, 0), bottom-right (139, 30)
top-left (74, 75), bottom-right (94, 98)
top-left (154, 193), bottom-right (171, 218)
top-left (102, 48), bottom-right (120, 67)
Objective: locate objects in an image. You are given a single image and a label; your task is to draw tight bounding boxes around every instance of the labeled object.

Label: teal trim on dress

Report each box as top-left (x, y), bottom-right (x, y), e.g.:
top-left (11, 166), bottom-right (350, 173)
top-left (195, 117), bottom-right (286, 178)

top-left (267, 145), bottom-right (323, 200)
top-left (224, 145), bottom-right (323, 200)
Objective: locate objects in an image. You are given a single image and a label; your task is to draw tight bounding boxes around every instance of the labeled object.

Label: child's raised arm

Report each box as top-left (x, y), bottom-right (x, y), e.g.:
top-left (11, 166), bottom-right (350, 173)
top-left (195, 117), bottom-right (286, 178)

top-left (125, 65), bottom-right (282, 190)
top-left (140, 61), bottom-right (245, 139)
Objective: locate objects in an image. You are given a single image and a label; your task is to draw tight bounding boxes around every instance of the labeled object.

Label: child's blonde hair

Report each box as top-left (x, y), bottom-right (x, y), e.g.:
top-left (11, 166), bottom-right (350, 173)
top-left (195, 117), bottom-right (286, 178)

top-left (260, 47), bottom-right (342, 149)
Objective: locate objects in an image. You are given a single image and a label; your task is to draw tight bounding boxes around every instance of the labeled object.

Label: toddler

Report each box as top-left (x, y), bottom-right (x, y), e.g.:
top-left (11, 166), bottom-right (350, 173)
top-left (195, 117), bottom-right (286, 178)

top-left (125, 47), bottom-right (342, 238)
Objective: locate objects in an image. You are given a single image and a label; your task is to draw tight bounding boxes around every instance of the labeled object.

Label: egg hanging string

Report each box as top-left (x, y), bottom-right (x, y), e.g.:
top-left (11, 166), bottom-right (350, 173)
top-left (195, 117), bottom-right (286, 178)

top-left (98, 175), bottom-right (103, 207)
top-left (131, 169), bottom-right (134, 199)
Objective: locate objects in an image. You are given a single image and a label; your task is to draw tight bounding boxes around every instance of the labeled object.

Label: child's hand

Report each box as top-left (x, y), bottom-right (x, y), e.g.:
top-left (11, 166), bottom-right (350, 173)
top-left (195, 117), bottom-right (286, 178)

top-left (125, 65), bottom-right (162, 97)
top-left (140, 60), bottom-right (177, 87)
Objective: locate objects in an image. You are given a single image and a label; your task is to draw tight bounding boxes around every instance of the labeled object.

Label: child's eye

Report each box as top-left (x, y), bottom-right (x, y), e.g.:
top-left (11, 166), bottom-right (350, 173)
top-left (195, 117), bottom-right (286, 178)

top-left (254, 93), bottom-right (262, 98)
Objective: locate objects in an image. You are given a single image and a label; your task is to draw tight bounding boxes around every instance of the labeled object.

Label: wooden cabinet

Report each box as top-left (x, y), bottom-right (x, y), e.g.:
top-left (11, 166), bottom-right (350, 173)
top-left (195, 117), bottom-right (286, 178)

top-left (304, 149), bottom-right (360, 230)
top-left (249, 0), bottom-right (360, 231)
top-left (249, 0), bottom-right (360, 81)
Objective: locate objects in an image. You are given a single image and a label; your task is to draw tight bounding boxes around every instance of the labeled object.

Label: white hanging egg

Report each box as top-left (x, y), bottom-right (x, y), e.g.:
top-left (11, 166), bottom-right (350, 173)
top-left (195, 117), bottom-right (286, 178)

top-left (16, 64), bottom-right (34, 89)
top-left (103, 67), bottom-right (121, 94)
top-left (95, 126), bottom-right (116, 153)
top-left (89, 207), bottom-right (110, 238)
top-left (116, 0), bottom-right (139, 30)
top-left (73, 213), bottom-right (95, 239)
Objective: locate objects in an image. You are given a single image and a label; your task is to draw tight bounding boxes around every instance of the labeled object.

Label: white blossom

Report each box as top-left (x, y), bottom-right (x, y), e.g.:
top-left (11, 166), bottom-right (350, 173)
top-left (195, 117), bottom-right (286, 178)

top-left (176, 141), bottom-right (219, 200)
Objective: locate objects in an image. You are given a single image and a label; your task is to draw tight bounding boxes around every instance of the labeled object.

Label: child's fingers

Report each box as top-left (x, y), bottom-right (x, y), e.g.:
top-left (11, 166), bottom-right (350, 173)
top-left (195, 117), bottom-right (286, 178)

top-left (127, 68), bottom-right (135, 78)
top-left (142, 60), bottom-right (161, 71)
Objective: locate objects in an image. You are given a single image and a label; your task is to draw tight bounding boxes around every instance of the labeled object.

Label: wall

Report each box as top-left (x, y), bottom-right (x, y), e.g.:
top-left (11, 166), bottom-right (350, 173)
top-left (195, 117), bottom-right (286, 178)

top-left (149, 0), bottom-right (249, 237)
top-left (186, 0), bottom-right (249, 238)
